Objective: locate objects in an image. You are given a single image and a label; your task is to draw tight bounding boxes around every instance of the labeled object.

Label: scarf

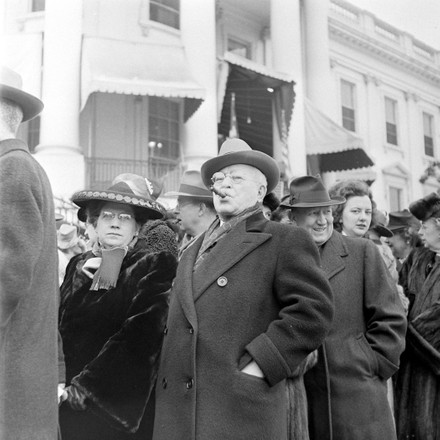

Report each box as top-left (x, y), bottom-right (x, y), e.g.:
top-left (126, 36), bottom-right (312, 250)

top-left (87, 236), bottom-right (138, 291)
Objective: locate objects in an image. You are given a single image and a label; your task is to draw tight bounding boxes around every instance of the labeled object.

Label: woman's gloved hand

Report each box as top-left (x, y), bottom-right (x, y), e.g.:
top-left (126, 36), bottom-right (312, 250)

top-left (65, 383), bottom-right (88, 411)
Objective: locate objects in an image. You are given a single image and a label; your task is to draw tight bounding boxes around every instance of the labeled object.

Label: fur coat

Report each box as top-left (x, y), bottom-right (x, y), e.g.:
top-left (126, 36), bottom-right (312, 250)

top-left (59, 221), bottom-right (178, 440)
top-left (395, 246), bottom-right (440, 439)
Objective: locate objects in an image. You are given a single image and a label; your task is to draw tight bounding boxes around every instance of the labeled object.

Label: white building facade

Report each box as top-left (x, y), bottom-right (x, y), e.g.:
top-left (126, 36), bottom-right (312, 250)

top-left (2, 0), bottom-right (440, 216)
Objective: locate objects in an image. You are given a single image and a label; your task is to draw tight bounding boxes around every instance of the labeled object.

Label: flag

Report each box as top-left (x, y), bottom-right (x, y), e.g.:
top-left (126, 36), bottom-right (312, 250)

top-left (229, 92), bottom-right (239, 138)
top-left (281, 108), bottom-right (290, 175)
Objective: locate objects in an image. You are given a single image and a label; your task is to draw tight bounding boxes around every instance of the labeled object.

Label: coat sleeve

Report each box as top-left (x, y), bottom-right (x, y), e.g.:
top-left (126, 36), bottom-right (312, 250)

top-left (363, 240), bottom-right (407, 379)
top-left (245, 226), bottom-right (334, 386)
top-left (407, 301), bottom-right (440, 375)
top-left (0, 152), bottom-right (45, 330)
top-left (72, 251), bottom-right (177, 433)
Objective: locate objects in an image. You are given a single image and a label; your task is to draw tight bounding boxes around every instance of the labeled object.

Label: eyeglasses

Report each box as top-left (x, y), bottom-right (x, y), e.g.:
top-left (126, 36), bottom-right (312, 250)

top-left (211, 172), bottom-right (246, 186)
top-left (100, 211), bottom-right (134, 222)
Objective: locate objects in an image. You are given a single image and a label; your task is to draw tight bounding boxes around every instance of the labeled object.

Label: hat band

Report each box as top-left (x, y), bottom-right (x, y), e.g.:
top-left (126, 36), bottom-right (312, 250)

top-left (179, 183), bottom-right (212, 197)
top-left (293, 189), bottom-right (332, 205)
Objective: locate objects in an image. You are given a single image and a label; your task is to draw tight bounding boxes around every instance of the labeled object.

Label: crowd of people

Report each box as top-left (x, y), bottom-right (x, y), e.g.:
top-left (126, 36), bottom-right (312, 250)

top-left (2, 66), bottom-right (440, 440)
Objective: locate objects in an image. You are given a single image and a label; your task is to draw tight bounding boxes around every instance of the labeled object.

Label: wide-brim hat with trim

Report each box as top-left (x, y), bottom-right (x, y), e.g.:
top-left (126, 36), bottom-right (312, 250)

top-left (280, 175), bottom-right (345, 208)
top-left (72, 173), bottom-right (165, 220)
top-left (0, 66), bottom-right (43, 122)
top-left (201, 138), bottom-right (280, 193)
top-left (165, 170), bottom-right (212, 199)
top-left (409, 192), bottom-right (440, 221)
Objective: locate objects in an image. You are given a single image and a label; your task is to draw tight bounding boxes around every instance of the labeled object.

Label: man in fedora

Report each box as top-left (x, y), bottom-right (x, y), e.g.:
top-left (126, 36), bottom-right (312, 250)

top-left (0, 66), bottom-right (59, 439)
top-left (166, 170), bottom-right (217, 257)
top-left (281, 176), bottom-right (406, 440)
top-left (153, 139), bottom-right (334, 440)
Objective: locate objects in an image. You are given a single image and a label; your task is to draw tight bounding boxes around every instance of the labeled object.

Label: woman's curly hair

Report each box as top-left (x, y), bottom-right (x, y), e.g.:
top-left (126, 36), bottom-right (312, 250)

top-left (328, 180), bottom-right (375, 232)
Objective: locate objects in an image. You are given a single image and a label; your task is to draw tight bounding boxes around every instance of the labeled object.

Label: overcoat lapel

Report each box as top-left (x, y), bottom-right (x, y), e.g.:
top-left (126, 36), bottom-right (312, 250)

top-left (320, 232), bottom-right (347, 280)
top-left (0, 139), bottom-right (29, 157)
top-left (192, 216), bottom-right (271, 301)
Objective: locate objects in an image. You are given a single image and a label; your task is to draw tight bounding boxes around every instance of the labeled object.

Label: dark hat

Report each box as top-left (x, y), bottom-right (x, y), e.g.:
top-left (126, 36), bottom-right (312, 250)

top-left (0, 66), bottom-right (43, 122)
top-left (409, 192), bottom-right (440, 221)
top-left (201, 138), bottom-right (280, 193)
top-left (388, 209), bottom-right (417, 231)
top-left (370, 210), bottom-right (393, 238)
top-left (280, 175), bottom-right (345, 208)
top-left (263, 192), bottom-right (281, 212)
top-left (72, 173), bottom-right (165, 220)
top-left (165, 170), bottom-right (212, 199)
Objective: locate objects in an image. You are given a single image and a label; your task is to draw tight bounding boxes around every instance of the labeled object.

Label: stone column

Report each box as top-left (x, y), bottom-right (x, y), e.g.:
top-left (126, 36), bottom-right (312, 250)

top-left (34, 0), bottom-right (84, 198)
top-left (303, 0), bottom-right (335, 118)
top-left (271, 0), bottom-right (306, 177)
top-left (180, 0), bottom-right (218, 171)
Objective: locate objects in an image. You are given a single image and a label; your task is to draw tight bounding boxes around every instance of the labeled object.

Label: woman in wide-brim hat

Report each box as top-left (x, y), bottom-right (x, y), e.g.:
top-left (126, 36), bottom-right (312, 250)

top-left (58, 173), bottom-right (178, 440)
top-left (394, 192), bottom-right (440, 439)
top-left (281, 175), bottom-right (406, 440)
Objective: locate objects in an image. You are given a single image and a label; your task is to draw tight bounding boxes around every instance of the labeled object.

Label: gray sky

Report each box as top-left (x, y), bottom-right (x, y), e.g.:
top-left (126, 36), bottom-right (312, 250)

top-left (348, 0), bottom-right (440, 49)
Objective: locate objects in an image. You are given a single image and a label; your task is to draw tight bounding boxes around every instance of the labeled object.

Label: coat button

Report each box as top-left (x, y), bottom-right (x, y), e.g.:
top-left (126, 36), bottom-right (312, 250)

top-left (186, 378), bottom-right (194, 389)
top-left (217, 276), bottom-right (228, 287)
top-left (162, 378), bottom-right (167, 389)
top-left (188, 327), bottom-right (194, 334)
top-left (163, 326), bottom-right (168, 335)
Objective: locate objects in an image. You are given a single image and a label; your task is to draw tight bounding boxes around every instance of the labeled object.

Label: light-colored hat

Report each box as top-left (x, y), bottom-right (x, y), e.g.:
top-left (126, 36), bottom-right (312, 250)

top-left (201, 138), bottom-right (280, 193)
top-left (57, 224), bottom-right (79, 250)
top-left (71, 173), bottom-right (165, 220)
top-left (166, 170), bottom-right (212, 199)
top-left (280, 175), bottom-right (345, 208)
top-left (0, 66), bottom-right (43, 122)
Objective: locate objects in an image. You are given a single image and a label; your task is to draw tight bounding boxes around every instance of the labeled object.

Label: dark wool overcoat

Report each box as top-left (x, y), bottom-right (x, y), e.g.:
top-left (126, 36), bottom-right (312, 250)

top-left (59, 222), bottom-right (177, 440)
top-left (394, 246), bottom-right (440, 439)
top-left (305, 231), bottom-right (407, 440)
top-left (153, 212), bottom-right (334, 440)
top-left (0, 139), bottom-right (59, 439)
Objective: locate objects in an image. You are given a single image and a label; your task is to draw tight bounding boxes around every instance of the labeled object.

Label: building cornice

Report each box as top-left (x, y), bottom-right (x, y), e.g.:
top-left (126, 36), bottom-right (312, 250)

top-left (329, 17), bottom-right (440, 86)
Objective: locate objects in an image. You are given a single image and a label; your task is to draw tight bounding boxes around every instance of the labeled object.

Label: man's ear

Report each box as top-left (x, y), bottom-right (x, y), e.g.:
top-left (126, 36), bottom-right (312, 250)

top-left (257, 185), bottom-right (267, 203)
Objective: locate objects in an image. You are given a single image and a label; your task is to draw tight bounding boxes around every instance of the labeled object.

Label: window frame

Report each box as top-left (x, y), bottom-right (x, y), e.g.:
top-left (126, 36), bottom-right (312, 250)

top-left (149, 0), bottom-right (180, 30)
top-left (384, 97), bottom-right (399, 146)
top-left (423, 111), bottom-right (435, 157)
top-left (340, 79), bottom-right (356, 132)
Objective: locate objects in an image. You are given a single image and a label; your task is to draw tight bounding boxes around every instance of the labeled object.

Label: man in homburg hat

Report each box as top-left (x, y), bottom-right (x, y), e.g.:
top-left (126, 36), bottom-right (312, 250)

top-left (282, 176), bottom-right (406, 440)
top-left (153, 139), bottom-right (334, 440)
top-left (0, 66), bottom-right (59, 439)
top-left (166, 170), bottom-right (217, 257)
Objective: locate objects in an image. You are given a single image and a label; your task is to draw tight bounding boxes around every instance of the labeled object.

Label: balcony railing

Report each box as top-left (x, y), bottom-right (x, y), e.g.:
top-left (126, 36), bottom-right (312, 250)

top-left (85, 156), bottom-right (183, 194)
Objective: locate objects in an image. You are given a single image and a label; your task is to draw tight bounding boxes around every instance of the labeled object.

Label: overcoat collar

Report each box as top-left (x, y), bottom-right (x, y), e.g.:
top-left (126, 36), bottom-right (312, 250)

top-left (175, 212), bottom-right (271, 324)
top-left (319, 231), bottom-right (348, 280)
top-left (0, 138), bottom-right (29, 157)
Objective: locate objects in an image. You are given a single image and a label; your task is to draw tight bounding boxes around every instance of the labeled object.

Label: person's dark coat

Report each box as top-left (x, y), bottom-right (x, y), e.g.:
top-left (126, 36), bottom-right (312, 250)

top-left (394, 246), bottom-right (440, 439)
top-left (153, 212), bottom-right (334, 440)
top-left (0, 139), bottom-right (59, 439)
top-left (305, 231), bottom-right (407, 440)
top-left (59, 221), bottom-right (178, 440)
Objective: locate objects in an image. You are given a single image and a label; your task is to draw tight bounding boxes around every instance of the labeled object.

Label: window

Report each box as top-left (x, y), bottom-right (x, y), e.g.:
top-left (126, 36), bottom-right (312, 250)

top-left (150, 0), bottom-right (179, 29)
top-left (228, 38), bottom-right (251, 59)
top-left (341, 80), bottom-right (356, 132)
top-left (148, 97), bottom-right (180, 160)
top-left (389, 186), bottom-right (403, 212)
top-left (385, 98), bottom-right (398, 145)
top-left (423, 112), bottom-right (434, 157)
top-left (31, 0), bottom-right (45, 12)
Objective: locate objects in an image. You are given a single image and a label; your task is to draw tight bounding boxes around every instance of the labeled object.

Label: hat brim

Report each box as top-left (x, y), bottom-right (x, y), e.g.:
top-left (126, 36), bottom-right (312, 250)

top-left (371, 225), bottom-right (393, 238)
top-left (280, 197), bottom-right (345, 208)
top-left (201, 150), bottom-right (280, 193)
top-left (72, 190), bottom-right (165, 220)
top-left (58, 238), bottom-right (79, 250)
top-left (1, 85), bottom-right (44, 122)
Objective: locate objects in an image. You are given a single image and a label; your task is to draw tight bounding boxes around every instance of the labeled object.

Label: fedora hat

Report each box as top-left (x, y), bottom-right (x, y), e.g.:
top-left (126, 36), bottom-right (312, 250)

top-left (201, 138), bottom-right (280, 193)
top-left (388, 209), bottom-right (418, 231)
top-left (0, 66), bottom-right (43, 122)
top-left (57, 224), bottom-right (79, 250)
top-left (72, 173), bottom-right (165, 220)
top-left (165, 170), bottom-right (212, 199)
top-left (409, 192), bottom-right (440, 221)
top-left (370, 210), bottom-right (393, 238)
top-left (280, 175), bottom-right (345, 208)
